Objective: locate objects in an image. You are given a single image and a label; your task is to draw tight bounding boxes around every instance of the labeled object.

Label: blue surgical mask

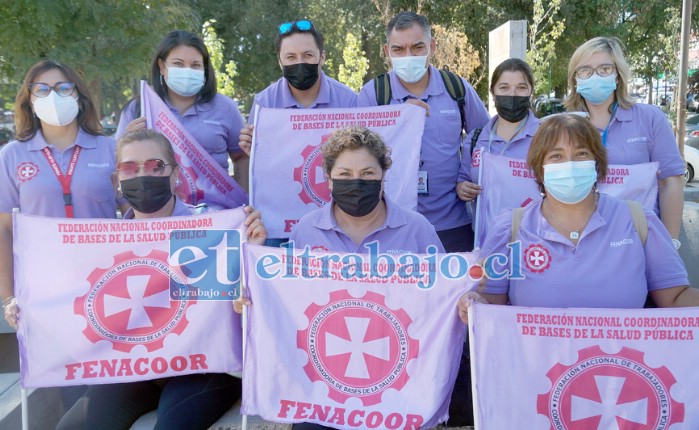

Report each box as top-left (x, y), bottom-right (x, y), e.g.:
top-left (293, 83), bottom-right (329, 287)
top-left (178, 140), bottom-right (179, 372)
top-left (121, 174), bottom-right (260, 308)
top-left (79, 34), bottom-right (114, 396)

top-left (543, 160), bottom-right (597, 204)
top-left (165, 66), bottom-right (205, 97)
top-left (391, 54), bottom-right (429, 84)
top-left (576, 74), bottom-right (617, 105)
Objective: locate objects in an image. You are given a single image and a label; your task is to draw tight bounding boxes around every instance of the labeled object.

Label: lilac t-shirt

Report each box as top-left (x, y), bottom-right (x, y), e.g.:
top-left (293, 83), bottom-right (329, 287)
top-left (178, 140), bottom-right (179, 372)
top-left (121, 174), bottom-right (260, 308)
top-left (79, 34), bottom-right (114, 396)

top-left (247, 71), bottom-right (357, 123)
top-left (605, 103), bottom-right (684, 179)
top-left (357, 66), bottom-right (490, 231)
top-left (289, 198), bottom-right (445, 254)
top-left (117, 93), bottom-right (245, 169)
top-left (0, 129), bottom-right (118, 218)
top-left (481, 193), bottom-right (688, 308)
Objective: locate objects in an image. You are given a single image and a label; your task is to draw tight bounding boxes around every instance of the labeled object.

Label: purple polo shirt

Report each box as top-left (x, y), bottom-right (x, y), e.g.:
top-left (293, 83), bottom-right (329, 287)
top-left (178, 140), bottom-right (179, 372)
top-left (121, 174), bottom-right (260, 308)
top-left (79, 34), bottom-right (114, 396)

top-left (117, 93), bottom-right (245, 169)
top-left (122, 198), bottom-right (194, 219)
top-left (605, 103), bottom-right (684, 179)
top-left (481, 193), bottom-right (688, 308)
top-left (357, 66), bottom-right (490, 231)
top-left (247, 71), bottom-right (357, 123)
top-left (457, 111), bottom-right (539, 225)
top-left (289, 197), bottom-right (445, 254)
top-left (0, 129), bottom-right (118, 218)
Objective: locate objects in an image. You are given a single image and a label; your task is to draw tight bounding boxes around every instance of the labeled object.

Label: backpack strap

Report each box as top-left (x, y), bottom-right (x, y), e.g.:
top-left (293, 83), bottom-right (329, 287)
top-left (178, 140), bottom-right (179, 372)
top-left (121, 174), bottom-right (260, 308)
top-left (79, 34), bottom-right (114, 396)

top-left (374, 73), bottom-right (392, 106)
top-left (626, 200), bottom-right (648, 246)
top-left (510, 207), bottom-right (526, 244)
top-left (469, 128), bottom-right (483, 155)
top-left (439, 69), bottom-right (467, 137)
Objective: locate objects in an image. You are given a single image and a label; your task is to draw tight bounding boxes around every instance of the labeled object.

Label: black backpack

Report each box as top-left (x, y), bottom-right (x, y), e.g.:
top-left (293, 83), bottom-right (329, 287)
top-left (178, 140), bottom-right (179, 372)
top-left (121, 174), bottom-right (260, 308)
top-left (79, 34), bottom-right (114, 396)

top-left (373, 68), bottom-right (467, 140)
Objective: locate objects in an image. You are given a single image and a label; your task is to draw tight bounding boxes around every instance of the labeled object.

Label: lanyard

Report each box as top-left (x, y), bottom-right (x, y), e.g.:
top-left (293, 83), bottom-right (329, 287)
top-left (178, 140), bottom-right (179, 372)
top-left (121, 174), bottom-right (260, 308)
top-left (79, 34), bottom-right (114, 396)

top-left (42, 146), bottom-right (81, 218)
top-left (487, 115), bottom-right (528, 155)
top-left (601, 102), bottom-right (618, 147)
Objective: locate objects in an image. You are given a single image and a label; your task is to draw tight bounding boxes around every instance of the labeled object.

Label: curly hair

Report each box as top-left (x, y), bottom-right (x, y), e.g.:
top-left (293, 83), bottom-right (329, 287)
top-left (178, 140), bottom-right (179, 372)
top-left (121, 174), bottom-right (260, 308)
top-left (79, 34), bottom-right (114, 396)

top-left (321, 127), bottom-right (392, 175)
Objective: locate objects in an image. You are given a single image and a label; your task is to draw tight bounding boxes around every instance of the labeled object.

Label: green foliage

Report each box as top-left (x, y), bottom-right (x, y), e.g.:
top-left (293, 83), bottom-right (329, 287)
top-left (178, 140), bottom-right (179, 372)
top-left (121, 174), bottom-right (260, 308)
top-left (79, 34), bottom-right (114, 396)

top-left (202, 19), bottom-right (239, 100)
top-left (527, 0), bottom-right (565, 97)
top-left (338, 33), bottom-right (370, 92)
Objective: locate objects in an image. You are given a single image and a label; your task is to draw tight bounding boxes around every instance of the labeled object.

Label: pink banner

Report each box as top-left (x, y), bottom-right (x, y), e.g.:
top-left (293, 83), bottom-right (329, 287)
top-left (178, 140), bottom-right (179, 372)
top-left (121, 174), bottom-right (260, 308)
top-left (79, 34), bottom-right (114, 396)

top-left (241, 244), bottom-right (477, 429)
top-left (14, 209), bottom-right (247, 388)
top-left (141, 81), bottom-right (248, 209)
top-left (251, 105), bottom-right (424, 238)
top-left (474, 151), bottom-right (659, 247)
top-left (469, 302), bottom-right (699, 428)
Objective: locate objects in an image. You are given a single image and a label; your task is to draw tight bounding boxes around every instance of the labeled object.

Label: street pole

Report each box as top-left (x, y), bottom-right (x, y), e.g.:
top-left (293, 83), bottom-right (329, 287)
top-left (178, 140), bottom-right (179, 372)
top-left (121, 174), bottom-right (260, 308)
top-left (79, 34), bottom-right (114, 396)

top-left (676, 0), bottom-right (693, 157)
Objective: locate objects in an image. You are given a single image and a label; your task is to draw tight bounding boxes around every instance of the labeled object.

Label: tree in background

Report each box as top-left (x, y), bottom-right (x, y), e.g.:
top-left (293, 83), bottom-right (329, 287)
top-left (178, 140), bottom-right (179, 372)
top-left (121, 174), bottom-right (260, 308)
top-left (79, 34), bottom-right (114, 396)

top-left (338, 32), bottom-right (369, 92)
top-left (431, 24), bottom-right (480, 80)
top-left (527, 0), bottom-right (565, 97)
top-left (202, 19), bottom-right (239, 104)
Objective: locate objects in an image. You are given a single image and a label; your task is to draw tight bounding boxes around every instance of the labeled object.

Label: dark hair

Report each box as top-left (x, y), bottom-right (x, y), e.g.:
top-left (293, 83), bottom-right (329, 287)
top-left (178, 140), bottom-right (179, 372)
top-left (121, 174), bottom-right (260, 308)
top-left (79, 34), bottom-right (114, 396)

top-left (322, 127), bottom-right (392, 174)
top-left (527, 114), bottom-right (607, 193)
top-left (274, 20), bottom-right (325, 55)
top-left (490, 58), bottom-right (535, 95)
top-left (117, 129), bottom-right (178, 167)
top-left (151, 30), bottom-right (217, 103)
top-left (386, 11), bottom-right (431, 42)
top-left (14, 60), bottom-right (102, 141)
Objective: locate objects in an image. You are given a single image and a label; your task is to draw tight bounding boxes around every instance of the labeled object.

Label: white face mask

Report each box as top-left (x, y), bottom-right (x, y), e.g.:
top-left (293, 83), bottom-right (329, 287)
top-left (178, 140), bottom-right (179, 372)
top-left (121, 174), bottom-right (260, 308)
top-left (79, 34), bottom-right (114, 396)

top-left (390, 54), bottom-right (429, 84)
top-left (32, 91), bottom-right (79, 127)
top-left (165, 66), bottom-right (205, 97)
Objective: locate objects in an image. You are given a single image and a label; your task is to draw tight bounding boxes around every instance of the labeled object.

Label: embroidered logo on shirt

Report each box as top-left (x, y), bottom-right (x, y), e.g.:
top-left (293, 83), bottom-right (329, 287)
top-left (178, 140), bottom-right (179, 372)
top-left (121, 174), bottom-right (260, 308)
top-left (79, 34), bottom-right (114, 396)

top-left (610, 238), bottom-right (634, 248)
top-left (440, 109), bottom-right (457, 114)
top-left (524, 244), bottom-right (551, 273)
top-left (203, 120), bottom-right (221, 125)
top-left (87, 163), bottom-right (110, 168)
top-left (626, 136), bottom-right (647, 143)
top-left (16, 162), bottom-right (39, 182)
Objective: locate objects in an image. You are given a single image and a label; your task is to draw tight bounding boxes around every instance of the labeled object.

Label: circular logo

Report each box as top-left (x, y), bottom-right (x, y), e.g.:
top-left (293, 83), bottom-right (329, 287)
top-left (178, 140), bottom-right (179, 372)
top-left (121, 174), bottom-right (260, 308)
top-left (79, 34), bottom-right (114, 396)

top-left (297, 290), bottom-right (419, 406)
top-left (74, 250), bottom-right (193, 352)
top-left (537, 346), bottom-right (684, 429)
top-left (174, 162), bottom-right (204, 205)
top-left (472, 148), bottom-right (482, 168)
top-left (16, 162), bottom-right (39, 182)
top-left (524, 244), bottom-right (551, 273)
top-left (294, 138), bottom-right (331, 206)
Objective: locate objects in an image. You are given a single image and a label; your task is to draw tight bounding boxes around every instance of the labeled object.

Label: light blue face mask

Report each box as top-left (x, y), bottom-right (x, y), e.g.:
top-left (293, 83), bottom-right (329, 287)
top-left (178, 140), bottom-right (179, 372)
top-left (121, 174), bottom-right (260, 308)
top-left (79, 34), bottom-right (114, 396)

top-left (543, 160), bottom-right (597, 204)
top-left (576, 74), bottom-right (617, 105)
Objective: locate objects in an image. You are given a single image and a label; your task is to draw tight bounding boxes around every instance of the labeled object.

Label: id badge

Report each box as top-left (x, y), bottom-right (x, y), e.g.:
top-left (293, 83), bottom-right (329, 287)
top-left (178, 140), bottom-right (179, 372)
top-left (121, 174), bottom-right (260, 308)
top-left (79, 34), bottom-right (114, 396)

top-left (417, 171), bottom-right (428, 194)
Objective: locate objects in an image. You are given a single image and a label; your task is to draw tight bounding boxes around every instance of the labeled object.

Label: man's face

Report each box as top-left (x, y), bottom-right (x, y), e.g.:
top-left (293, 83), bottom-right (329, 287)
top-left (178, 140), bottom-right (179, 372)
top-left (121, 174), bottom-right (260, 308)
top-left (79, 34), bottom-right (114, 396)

top-left (279, 33), bottom-right (325, 67)
top-left (384, 24), bottom-right (435, 62)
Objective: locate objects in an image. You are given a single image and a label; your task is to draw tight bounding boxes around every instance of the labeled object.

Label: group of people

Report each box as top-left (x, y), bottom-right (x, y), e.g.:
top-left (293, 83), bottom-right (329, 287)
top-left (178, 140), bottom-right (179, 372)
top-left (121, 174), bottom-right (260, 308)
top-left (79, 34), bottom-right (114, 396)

top-left (0, 9), bottom-right (698, 430)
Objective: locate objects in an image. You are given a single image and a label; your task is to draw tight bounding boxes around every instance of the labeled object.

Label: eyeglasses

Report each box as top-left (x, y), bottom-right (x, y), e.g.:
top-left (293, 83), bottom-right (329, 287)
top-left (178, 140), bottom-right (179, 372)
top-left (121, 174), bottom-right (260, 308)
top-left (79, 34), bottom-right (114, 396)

top-left (575, 64), bottom-right (617, 80)
top-left (278, 20), bottom-right (313, 35)
top-left (117, 159), bottom-right (174, 178)
top-left (29, 82), bottom-right (76, 98)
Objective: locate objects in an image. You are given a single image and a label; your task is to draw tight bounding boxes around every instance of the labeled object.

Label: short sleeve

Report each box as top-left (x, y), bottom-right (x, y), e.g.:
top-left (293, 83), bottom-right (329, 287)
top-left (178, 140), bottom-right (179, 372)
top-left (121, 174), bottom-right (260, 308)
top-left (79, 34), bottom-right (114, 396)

top-left (479, 208), bottom-right (515, 295)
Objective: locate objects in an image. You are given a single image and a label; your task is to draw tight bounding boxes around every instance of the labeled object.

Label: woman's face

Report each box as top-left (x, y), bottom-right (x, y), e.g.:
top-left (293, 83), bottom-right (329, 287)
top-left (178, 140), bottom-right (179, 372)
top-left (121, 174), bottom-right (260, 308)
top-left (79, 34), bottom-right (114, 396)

top-left (158, 45), bottom-right (204, 79)
top-left (574, 51), bottom-right (616, 80)
top-left (328, 147), bottom-right (383, 186)
top-left (117, 139), bottom-right (177, 191)
top-left (493, 70), bottom-right (531, 97)
top-left (542, 135), bottom-right (595, 167)
top-left (29, 68), bottom-right (76, 105)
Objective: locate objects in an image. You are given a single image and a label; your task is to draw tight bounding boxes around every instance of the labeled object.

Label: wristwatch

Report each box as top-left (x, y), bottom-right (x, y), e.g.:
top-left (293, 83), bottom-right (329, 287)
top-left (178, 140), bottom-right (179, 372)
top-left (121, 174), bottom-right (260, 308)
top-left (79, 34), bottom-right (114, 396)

top-left (672, 239), bottom-right (681, 250)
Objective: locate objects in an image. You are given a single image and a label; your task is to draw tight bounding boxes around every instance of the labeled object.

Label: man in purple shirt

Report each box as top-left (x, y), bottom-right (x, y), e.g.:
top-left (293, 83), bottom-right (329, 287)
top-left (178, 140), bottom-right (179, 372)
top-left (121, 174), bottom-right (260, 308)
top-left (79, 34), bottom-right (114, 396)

top-left (238, 19), bottom-right (357, 155)
top-left (357, 11), bottom-right (490, 254)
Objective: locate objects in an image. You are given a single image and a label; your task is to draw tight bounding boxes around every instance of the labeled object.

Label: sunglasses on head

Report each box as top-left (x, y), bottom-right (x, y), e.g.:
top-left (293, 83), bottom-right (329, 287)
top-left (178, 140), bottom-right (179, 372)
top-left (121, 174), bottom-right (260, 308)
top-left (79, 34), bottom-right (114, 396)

top-left (278, 20), bottom-right (313, 35)
top-left (117, 159), bottom-right (173, 178)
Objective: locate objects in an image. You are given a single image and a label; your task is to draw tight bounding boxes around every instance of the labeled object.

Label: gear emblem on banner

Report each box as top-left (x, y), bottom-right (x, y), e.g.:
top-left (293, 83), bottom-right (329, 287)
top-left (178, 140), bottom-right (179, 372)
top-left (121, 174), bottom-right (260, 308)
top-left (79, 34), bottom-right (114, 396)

top-left (174, 160), bottom-right (204, 205)
top-left (74, 250), bottom-right (193, 352)
top-left (297, 290), bottom-right (419, 406)
top-left (537, 345), bottom-right (684, 429)
top-left (471, 148), bottom-right (481, 168)
top-left (293, 136), bottom-right (332, 206)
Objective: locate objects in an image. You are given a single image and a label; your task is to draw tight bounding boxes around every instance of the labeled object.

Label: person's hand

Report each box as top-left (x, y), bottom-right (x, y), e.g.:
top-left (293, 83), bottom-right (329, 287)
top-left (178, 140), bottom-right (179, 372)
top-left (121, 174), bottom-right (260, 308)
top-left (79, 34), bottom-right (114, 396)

top-left (456, 181), bottom-right (481, 201)
top-left (457, 291), bottom-right (489, 324)
top-left (3, 296), bottom-right (18, 330)
top-left (233, 297), bottom-right (251, 314)
top-left (405, 98), bottom-right (430, 117)
top-left (239, 124), bottom-right (254, 156)
top-left (124, 117), bottom-right (147, 134)
top-left (243, 205), bottom-right (267, 245)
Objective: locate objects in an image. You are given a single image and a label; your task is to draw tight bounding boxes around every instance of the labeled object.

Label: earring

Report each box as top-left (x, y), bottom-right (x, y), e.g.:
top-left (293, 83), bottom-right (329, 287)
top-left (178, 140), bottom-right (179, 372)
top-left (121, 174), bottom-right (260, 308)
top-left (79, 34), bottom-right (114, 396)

top-left (160, 75), bottom-right (165, 87)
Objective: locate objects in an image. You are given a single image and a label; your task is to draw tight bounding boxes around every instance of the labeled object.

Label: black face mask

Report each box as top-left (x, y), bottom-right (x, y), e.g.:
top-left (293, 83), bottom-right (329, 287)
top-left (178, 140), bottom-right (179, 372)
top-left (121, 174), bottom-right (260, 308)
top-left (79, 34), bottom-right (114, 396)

top-left (120, 176), bottom-right (173, 214)
top-left (494, 95), bottom-right (531, 123)
top-left (331, 179), bottom-right (382, 217)
top-left (283, 62), bottom-right (320, 91)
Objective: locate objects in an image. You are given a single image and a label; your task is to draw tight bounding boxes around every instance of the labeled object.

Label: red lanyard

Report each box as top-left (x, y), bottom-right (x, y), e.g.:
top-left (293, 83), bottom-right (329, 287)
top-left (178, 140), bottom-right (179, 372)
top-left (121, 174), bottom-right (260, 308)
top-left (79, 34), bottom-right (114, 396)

top-left (42, 146), bottom-right (81, 218)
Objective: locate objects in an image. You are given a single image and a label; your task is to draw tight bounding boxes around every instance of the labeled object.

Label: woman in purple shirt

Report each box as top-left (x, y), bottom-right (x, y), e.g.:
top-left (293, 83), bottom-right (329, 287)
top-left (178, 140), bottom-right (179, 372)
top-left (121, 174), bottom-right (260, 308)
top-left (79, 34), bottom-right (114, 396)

top-left (117, 30), bottom-right (248, 191)
top-left (1, 60), bottom-right (125, 329)
top-left (564, 37), bottom-right (685, 248)
top-left (58, 129), bottom-right (266, 430)
top-left (458, 114), bottom-right (698, 321)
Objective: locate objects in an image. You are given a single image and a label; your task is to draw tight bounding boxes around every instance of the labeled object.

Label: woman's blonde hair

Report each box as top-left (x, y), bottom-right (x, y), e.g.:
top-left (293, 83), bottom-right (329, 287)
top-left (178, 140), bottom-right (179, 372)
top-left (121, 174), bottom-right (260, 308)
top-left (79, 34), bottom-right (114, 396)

top-left (564, 37), bottom-right (634, 112)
